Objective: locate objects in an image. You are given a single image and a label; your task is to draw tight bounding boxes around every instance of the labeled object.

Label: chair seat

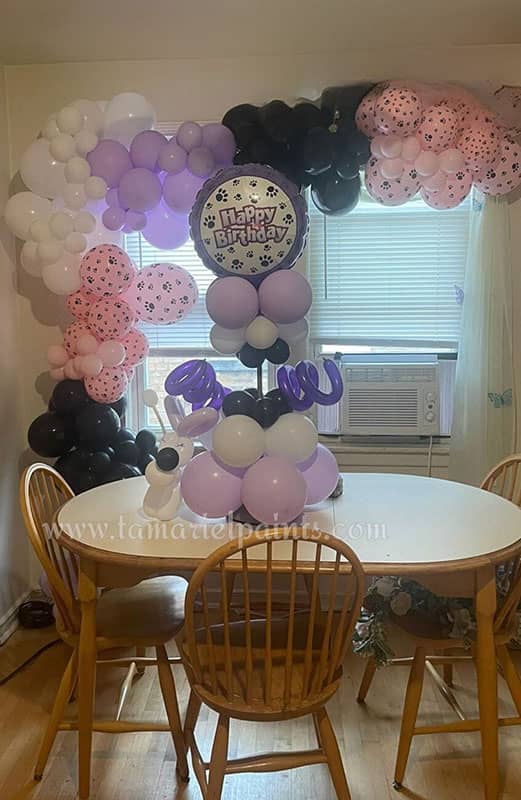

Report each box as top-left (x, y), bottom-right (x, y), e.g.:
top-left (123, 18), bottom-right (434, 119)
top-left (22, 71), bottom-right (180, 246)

top-left (97, 576), bottom-right (186, 642)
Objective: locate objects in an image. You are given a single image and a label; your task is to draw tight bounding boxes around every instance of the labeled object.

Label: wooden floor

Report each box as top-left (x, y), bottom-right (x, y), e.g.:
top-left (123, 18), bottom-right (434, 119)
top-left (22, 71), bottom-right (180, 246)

top-left (2, 635), bottom-right (521, 800)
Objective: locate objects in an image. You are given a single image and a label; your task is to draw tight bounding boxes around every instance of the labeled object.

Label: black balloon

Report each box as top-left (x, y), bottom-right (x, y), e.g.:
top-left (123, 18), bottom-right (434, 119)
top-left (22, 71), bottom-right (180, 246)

top-left (311, 172), bottom-right (361, 216)
top-left (110, 396), bottom-right (128, 418)
top-left (113, 440), bottom-right (140, 466)
top-left (54, 450), bottom-right (86, 488)
top-left (104, 445), bottom-right (116, 460)
top-left (266, 338), bottom-right (290, 365)
top-left (51, 380), bottom-right (89, 415)
top-left (334, 155), bottom-right (359, 181)
top-left (135, 429), bottom-right (157, 455)
top-left (266, 388), bottom-right (292, 415)
top-left (238, 344), bottom-right (266, 369)
top-left (222, 390), bottom-right (257, 418)
top-left (76, 404), bottom-right (121, 449)
top-left (253, 397), bottom-right (280, 428)
top-left (113, 427), bottom-right (135, 444)
top-left (244, 387), bottom-right (260, 399)
top-left (85, 451), bottom-right (112, 476)
top-left (156, 447), bottom-right (180, 472)
top-left (28, 412), bottom-right (74, 458)
top-left (222, 104), bottom-right (261, 148)
top-left (104, 462), bottom-right (141, 483)
top-left (138, 452), bottom-right (155, 474)
top-left (298, 127), bottom-right (335, 175)
top-left (321, 83), bottom-right (376, 118)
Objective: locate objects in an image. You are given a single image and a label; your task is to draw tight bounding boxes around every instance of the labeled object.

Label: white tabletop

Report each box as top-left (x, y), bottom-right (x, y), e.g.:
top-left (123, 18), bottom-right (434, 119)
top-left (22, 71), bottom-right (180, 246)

top-left (57, 473), bottom-right (521, 574)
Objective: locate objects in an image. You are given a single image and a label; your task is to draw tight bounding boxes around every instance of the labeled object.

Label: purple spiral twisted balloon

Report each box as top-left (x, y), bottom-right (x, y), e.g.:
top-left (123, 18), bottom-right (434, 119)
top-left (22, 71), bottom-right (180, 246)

top-left (277, 359), bottom-right (343, 411)
top-left (165, 359), bottom-right (230, 411)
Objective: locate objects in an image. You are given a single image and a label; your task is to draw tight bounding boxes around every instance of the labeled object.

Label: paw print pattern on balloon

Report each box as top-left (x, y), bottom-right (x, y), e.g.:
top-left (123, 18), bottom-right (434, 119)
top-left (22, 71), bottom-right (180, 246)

top-left (63, 319), bottom-right (94, 356)
top-left (88, 298), bottom-right (136, 341)
top-left (79, 245), bottom-right (137, 298)
top-left (124, 263), bottom-right (198, 325)
top-left (374, 87), bottom-right (423, 136)
top-left (417, 105), bottom-right (458, 153)
top-left (259, 255), bottom-right (274, 268)
top-left (474, 137), bottom-right (521, 196)
top-left (66, 288), bottom-right (96, 320)
top-left (215, 188), bottom-right (229, 202)
top-left (365, 156), bottom-right (420, 206)
top-left (203, 214), bottom-right (216, 229)
top-left (266, 185), bottom-right (278, 197)
top-left (84, 366), bottom-right (129, 404)
top-left (121, 328), bottom-right (149, 368)
top-left (457, 123), bottom-right (502, 173)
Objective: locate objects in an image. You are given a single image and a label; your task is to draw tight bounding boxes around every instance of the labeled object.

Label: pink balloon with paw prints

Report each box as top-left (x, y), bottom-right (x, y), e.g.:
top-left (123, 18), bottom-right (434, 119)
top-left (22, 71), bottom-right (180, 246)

top-left (66, 288), bottom-right (96, 320)
top-left (88, 298), bottom-right (135, 341)
top-left (124, 262), bottom-right (198, 325)
top-left (80, 244), bottom-right (136, 297)
top-left (63, 319), bottom-right (93, 356)
top-left (84, 366), bottom-right (129, 403)
top-left (120, 328), bottom-right (149, 367)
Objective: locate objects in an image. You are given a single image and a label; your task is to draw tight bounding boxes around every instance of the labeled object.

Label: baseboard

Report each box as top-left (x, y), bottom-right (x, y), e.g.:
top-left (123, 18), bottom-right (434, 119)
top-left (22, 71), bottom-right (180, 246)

top-left (0, 590), bottom-right (32, 646)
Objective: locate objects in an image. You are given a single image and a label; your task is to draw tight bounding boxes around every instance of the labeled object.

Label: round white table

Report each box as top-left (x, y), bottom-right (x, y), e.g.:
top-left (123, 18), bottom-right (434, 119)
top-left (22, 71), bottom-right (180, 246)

top-left (58, 473), bottom-right (521, 800)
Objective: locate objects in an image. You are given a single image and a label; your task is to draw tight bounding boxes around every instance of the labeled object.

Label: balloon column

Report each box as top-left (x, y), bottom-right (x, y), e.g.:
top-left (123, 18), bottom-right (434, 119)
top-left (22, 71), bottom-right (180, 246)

top-left (4, 92), bottom-right (236, 291)
top-left (27, 382), bottom-right (158, 493)
top-left (156, 163), bottom-right (344, 525)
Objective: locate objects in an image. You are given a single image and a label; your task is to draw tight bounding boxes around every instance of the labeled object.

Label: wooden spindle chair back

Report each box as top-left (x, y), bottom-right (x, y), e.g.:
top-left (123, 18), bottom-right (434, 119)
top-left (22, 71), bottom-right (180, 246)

top-left (20, 464), bottom-right (79, 636)
top-left (181, 528), bottom-right (365, 718)
top-left (481, 454), bottom-right (521, 507)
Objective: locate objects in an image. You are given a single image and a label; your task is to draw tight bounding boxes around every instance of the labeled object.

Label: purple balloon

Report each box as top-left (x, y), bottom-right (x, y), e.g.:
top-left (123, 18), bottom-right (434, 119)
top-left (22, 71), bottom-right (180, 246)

top-left (205, 276), bottom-right (259, 329)
top-left (118, 167), bottom-right (162, 212)
top-left (181, 451), bottom-right (242, 518)
top-left (102, 206), bottom-right (125, 231)
top-left (157, 139), bottom-right (188, 174)
top-left (295, 359), bottom-right (344, 406)
top-left (297, 447), bottom-right (319, 471)
top-left (87, 139), bottom-right (132, 188)
top-left (130, 130), bottom-right (167, 171)
top-left (106, 187), bottom-right (120, 207)
top-left (125, 209), bottom-right (147, 231)
top-left (163, 170), bottom-right (204, 214)
top-left (176, 121), bottom-right (202, 153)
top-left (241, 456), bottom-right (307, 525)
top-left (258, 271), bottom-right (312, 324)
top-left (142, 202), bottom-right (190, 249)
top-left (277, 365), bottom-right (313, 412)
top-left (202, 123), bottom-right (237, 164)
top-left (187, 146), bottom-right (216, 178)
top-left (299, 444), bottom-right (339, 505)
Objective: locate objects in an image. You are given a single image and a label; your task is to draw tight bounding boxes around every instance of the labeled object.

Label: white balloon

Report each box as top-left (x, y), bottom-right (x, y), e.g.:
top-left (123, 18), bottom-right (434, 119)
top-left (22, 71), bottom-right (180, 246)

top-left (42, 254), bottom-right (81, 295)
top-left (20, 241), bottom-right (43, 276)
top-left (264, 413), bottom-right (318, 463)
top-left (64, 156), bottom-right (91, 183)
top-left (278, 318), bottom-right (309, 344)
top-left (212, 415), bottom-right (265, 468)
top-left (84, 176), bottom-right (107, 200)
top-left (29, 220), bottom-right (52, 242)
top-left (103, 92), bottom-right (156, 146)
top-left (209, 324), bottom-right (246, 355)
top-left (38, 239), bottom-right (64, 265)
top-left (245, 316), bottom-right (279, 349)
top-left (49, 133), bottom-right (76, 163)
top-left (72, 99), bottom-right (104, 134)
top-left (63, 183), bottom-right (87, 210)
top-left (20, 139), bottom-right (67, 199)
top-left (74, 129), bottom-right (98, 156)
top-left (42, 115), bottom-right (60, 140)
top-left (73, 210), bottom-right (96, 234)
top-left (64, 231), bottom-right (87, 254)
top-left (85, 217), bottom-right (122, 249)
top-left (56, 106), bottom-right (83, 135)
top-left (4, 192), bottom-right (52, 240)
top-left (49, 211), bottom-right (74, 240)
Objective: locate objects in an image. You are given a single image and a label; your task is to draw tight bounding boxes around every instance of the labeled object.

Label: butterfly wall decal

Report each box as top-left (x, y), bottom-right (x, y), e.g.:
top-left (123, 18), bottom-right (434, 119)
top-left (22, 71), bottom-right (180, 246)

top-left (488, 389), bottom-right (513, 408)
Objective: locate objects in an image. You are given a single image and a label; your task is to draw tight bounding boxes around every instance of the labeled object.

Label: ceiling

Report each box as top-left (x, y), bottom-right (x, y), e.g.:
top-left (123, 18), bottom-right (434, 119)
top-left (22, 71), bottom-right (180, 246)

top-left (1, 0), bottom-right (521, 65)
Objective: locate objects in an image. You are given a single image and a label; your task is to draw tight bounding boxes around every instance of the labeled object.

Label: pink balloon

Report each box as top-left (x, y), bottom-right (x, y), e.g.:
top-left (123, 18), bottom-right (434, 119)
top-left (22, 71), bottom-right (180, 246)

top-left (84, 366), bottom-right (129, 403)
top-left (457, 123), bottom-right (502, 173)
top-left (416, 105), bottom-right (458, 153)
top-left (63, 319), bottom-right (93, 356)
top-left (47, 344), bottom-right (69, 367)
top-left (125, 366), bottom-right (135, 381)
top-left (474, 136), bottom-right (521, 196)
top-left (422, 170), bottom-right (447, 193)
top-left (365, 157), bottom-right (420, 206)
top-left (141, 203), bottom-right (190, 250)
top-left (98, 340), bottom-right (126, 367)
top-left (414, 150), bottom-right (440, 177)
top-left (66, 288), bottom-right (96, 320)
top-left (64, 359), bottom-right (82, 380)
top-left (370, 138), bottom-right (384, 158)
top-left (374, 87), bottom-right (423, 136)
top-left (380, 135), bottom-right (403, 159)
top-left (299, 444), bottom-right (339, 505)
top-left (355, 90), bottom-right (380, 138)
top-left (181, 451), bottom-right (243, 518)
top-left (421, 169), bottom-right (473, 209)
top-left (80, 244), bottom-right (136, 297)
top-left (438, 148), bottom-right (466, 175)
top-left (80, 354), bottom-right (103, 377)
top-left (379, 157), bottom-right (404, 180)
top-left (50, 367), bottom-right (65, 381)
top-left (241, 456), bottom-right (307, 525)
top-left (88, 298), bottom-right (135, 341)
top-left (76, 333), bottom-right (99, 355)
top-left (120, 328), bottom-right (149, 367)
top-left (401, 136), bottom-right (422, 163)
top-left (206, 276), bottom-right (259, 329)
top-left (124, 262), bottom-right (198, 324)
top-left (258, 271), bottom-right (312, 324)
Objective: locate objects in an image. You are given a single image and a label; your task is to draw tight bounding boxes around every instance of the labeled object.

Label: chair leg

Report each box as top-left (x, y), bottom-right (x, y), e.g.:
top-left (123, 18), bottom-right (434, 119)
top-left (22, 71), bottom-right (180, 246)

top-left (314, 708), bottom-right (351, 800)
top-left (443, 663), bottom-right (454, 688)
top-left (357, 658), bottom-right (378, 703)
top-left (155, 645), bottom-right (189, 782)
top-left (497, 644), bottom-right (521, 715)
top-left (34, 648), bottom-right (78, 780)
top-left (207, 714), bottom-right (230, 800)
top-left (136, 646), bottom-right (146, 677)
top-left (184, 689), bottom-right (202, 742)
top-left (394, 647), bottom-right (426, 790)
top-left (115, 662), bottom-right (137, 721)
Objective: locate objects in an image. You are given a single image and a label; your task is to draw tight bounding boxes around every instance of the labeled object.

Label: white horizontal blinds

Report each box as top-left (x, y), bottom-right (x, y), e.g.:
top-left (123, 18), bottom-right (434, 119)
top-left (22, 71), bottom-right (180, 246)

top-left (308, 195), bottom-right (470, 348)
top-left (124, 233), bottom-right (214, 350)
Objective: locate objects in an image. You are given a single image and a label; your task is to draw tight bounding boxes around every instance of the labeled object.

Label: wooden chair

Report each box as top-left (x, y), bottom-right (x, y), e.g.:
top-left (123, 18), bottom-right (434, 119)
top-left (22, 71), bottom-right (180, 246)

top-left (481, 454), bottom-right (521, 507)
top-left (177, 527), bottom-right (365, 800)
top-left (20, 463), bottom-right (189, 788)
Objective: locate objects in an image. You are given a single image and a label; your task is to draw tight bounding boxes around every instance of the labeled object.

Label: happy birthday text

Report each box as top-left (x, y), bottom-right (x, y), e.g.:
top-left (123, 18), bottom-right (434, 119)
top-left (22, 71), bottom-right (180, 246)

top-left (213, 205), bottom-right (288, 248)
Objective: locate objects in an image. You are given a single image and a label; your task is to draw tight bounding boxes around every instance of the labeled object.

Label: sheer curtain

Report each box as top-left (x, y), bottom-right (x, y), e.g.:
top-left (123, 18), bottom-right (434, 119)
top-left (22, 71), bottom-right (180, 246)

top-left (449, 193), bottom-right (516, 486)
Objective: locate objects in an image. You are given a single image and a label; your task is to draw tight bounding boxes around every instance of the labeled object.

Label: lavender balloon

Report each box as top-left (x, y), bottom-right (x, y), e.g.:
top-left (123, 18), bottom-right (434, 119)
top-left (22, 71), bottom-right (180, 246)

top-left (205, 276), bottom-right (259, 329)
top-left (118, 167), bottom-right (162, 212)
top-left (181, 451), bottom-right (243, 518)
top-left (102, 206), bottom-right (125, 231)
top-left (125, 209), bottom-right (147, 231)
top-left (130, 130), bottom-right (167, 171)
top-left (241, 456), bottom-right (307, 525)
top-left (202, 123), bottom-right (236, 164)
top-left (157, 139), bottom-right (187, 174)
top-left (176, 121), bottom-right (202, 152)
top-left (299, 443), bottom-right (339, 505)
top-left (163, 170), bottom-right (204, 214)
top-left (187, 146), bottom-right (216, 178)
top-left (106, 187), bottom-right (120, 207)
top-left (87, 139), bottom-right (132, 188)
top-left (142, 202), bottom-right (189, 249)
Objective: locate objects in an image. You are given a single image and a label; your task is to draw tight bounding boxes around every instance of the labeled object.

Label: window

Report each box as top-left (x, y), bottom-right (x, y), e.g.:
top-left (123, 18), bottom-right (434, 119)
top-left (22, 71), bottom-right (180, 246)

top-left (308, 190), bottom-right (470, 356)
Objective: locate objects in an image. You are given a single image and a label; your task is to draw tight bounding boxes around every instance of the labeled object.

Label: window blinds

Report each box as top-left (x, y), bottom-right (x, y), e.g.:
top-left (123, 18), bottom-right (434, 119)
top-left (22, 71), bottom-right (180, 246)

top-left (308, 194), bottom-right (470, 349)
